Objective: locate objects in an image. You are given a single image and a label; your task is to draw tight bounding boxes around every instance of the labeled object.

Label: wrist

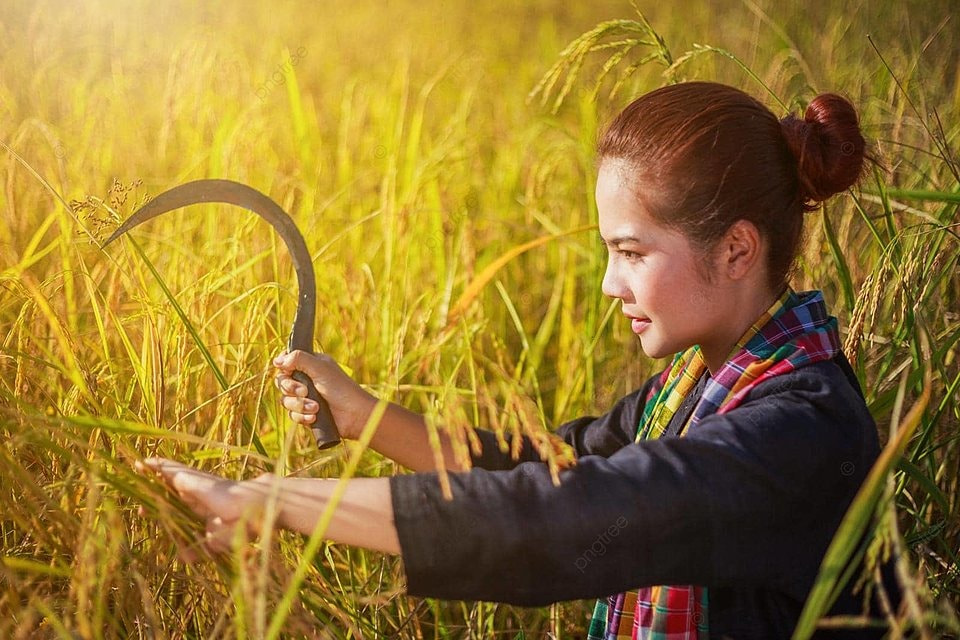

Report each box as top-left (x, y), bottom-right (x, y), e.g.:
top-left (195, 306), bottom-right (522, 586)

top-left (346, 391), bottom-right (381, 439)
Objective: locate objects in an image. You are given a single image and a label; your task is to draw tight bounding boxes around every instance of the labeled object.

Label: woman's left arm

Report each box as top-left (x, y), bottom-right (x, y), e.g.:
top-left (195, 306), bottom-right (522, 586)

top-left (137, 458), bottom-right (400, 556)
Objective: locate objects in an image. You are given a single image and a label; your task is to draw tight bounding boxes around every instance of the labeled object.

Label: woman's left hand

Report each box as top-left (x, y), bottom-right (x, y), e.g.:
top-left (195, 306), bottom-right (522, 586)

top-left (137, 457), bottom-right (401, 556)
top-left (136, 457), bottom-right (276, 555)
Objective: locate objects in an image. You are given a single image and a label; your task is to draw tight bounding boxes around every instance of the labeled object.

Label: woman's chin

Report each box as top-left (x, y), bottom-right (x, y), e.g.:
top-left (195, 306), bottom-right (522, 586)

top-left (637, 336), bottom-right (665, 360)
top-left (637, 334), bottom-right (687, 361)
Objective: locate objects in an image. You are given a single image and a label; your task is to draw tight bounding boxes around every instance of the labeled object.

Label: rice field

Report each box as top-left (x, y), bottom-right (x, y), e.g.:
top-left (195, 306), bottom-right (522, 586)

top-left (0, 0), bottom-right (958, 637)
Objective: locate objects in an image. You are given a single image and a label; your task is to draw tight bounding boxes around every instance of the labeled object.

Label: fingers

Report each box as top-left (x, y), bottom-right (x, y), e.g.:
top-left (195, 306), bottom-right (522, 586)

top-left (137, 457), bottom-right (209, 493)
top-left (203, 516), bottom-right (235, 555)
top-left (136, 457), bottom-right (224, 519)
top-left (137, 456), bottom-right (192, 477)
top-left (275, 372), bottom-right (308, 397)
top-left (274, 357), bottom-right (321, 425)
top-left (280, 394), bottom-right (319, 420)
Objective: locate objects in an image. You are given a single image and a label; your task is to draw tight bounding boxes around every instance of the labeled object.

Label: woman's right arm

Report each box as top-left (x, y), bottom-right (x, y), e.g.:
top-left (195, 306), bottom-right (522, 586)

top-left (274, 350), bottom-right (474, 473)
top-left (274, 350), bottom-right (661, 472)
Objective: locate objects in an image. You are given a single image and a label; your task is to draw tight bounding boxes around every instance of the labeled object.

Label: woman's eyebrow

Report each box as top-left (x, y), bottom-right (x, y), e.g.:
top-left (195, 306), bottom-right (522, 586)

top-left (599, 233), bottom-right (646, 247)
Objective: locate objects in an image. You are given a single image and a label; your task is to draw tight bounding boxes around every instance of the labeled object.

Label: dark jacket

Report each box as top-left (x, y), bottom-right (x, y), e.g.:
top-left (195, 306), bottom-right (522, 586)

top-left (389, 352), bottom-right (901, 639)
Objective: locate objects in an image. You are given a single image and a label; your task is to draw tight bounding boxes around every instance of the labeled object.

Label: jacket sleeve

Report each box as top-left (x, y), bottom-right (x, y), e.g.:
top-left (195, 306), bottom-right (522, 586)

top-left (467, 371), bottom-right (663, 470)
top-left (389, 361), bottom-right (879, 606)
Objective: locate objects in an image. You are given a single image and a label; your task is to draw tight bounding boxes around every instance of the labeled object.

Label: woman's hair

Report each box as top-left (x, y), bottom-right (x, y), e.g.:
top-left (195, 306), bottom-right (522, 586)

top-left (596, 81), bottom-right (866, 292)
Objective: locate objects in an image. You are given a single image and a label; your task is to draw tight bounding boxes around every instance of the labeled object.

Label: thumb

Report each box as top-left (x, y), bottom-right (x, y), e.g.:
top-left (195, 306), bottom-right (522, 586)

top-left (278, 349), bottom-right (331, 385)
top-left (277, 349), bottom-right (312, 373)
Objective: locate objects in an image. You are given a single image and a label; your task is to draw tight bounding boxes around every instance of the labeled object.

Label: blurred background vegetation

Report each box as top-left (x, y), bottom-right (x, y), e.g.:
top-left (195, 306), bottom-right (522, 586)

top-left (0, 0), bottom-right (957, 637)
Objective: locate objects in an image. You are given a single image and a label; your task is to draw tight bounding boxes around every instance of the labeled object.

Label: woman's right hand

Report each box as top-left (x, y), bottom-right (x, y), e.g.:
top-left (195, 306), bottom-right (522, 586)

top-left (273, 350), bottom-right (377, 441)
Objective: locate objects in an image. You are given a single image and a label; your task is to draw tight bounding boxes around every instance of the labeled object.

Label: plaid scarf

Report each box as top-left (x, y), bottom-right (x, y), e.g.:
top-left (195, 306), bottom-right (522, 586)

top-left (586, 287), bottom-right (841, 640)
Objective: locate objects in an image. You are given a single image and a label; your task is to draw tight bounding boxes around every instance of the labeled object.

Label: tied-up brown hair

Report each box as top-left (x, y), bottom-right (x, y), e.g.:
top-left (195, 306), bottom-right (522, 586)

top-left (597, 81), bottom-right (866, 292)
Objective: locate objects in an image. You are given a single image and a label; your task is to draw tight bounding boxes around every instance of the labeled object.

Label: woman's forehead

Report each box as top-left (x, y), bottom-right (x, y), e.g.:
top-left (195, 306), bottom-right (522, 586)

top-left (597, 166), bottom-right (662, 238)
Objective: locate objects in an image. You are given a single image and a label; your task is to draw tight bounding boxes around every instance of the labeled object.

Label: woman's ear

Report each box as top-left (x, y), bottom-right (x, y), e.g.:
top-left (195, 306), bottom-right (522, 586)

top-left (716, 219), bottom-right (763, 280)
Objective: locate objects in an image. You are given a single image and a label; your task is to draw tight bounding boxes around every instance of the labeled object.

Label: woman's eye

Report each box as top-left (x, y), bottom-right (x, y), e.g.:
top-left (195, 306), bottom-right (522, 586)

top-left (619, 250), bottom-right (643, 261)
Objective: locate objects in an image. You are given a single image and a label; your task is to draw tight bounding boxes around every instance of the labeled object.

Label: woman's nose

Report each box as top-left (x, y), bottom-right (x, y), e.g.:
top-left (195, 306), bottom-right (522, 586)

top-left (601, 258), bottom-right (625, 299)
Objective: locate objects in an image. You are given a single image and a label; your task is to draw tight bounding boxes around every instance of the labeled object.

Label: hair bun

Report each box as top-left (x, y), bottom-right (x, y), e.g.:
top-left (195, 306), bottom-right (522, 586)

top-left (780, 93), bottom-right (866, 210)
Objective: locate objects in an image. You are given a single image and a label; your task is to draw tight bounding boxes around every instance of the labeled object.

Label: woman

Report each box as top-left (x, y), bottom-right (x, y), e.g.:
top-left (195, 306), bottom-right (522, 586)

top-left (139, 81), bottom-right (901, 639)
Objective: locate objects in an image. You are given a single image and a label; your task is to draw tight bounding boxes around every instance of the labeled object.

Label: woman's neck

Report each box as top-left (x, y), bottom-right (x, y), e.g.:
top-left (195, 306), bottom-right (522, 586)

top-left (700, 284), bottom-right (785, 375)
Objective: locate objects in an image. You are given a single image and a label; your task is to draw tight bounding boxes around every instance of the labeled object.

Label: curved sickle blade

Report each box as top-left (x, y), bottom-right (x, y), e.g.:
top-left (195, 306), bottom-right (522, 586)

top-left (103, 178), bottom-right (341, 449)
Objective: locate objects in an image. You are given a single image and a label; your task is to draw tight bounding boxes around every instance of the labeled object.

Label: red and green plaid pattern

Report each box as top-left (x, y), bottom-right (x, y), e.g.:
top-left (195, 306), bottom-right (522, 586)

top-left (587, 287), bottom-right (840, 639)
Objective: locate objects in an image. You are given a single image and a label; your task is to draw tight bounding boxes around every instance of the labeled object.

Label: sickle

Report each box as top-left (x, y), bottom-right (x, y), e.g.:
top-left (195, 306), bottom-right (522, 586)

top-left (102, 178), bottom-right (341, 450)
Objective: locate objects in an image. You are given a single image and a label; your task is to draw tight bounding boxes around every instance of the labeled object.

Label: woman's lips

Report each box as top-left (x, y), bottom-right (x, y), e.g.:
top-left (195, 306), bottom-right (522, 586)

top-left (630, 317), bottom-right (651, 334)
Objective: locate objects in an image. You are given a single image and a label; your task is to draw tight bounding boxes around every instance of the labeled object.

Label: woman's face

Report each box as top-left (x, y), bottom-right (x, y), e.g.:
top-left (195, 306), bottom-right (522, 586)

top-left (596, 159), bottom-right (727, 361)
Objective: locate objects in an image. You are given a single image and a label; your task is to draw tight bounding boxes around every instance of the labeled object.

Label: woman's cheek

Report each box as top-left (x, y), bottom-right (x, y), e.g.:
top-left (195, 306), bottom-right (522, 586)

top-left (628, 261), bottom-right (657, 298)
